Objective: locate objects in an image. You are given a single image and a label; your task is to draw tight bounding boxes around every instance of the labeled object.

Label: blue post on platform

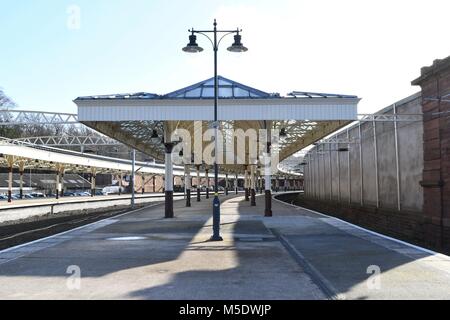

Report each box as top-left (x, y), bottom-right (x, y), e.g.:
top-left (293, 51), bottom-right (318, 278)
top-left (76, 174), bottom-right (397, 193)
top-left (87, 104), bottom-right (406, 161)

top-left (211, 194), bottom-right (223, 241)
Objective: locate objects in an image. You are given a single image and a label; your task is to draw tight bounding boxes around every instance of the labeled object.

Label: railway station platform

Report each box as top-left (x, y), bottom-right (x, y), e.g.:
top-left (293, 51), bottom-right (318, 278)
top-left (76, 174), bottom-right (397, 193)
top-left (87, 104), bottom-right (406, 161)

top-left (0, 193), bottom-right (449, 300)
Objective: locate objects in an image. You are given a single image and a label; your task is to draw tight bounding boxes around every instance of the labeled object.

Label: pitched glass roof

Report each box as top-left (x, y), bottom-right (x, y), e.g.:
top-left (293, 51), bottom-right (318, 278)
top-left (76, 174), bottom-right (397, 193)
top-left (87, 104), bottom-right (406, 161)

top-left (75, 76), bottom-right (357, 101)
top-left (75, 92), bottom-right (159, 101)
top-left (164, 76), bottom-right (276, 99)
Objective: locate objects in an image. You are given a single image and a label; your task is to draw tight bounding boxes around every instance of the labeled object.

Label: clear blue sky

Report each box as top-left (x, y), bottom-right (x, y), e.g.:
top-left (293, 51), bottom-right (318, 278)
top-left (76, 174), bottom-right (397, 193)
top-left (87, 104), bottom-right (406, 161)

top-left (1, 0), bottom-right (450, 114)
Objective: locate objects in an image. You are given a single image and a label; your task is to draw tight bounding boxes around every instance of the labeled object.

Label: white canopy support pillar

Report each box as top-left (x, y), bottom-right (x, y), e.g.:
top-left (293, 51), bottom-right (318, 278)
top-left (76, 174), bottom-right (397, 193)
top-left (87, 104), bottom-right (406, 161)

top-left (196, 164), bottom-right (201, 202)
top-left (185, 165), bottom-right (191, 207)
top-left (6, 156), bottom-right (14, 203)
top-left (90, 167), bottom-right (97, 197)
top-left (235, 173), bottom-right (238, 194)
top-left (250, 164), bottom-right (256, 206)
top-left (18, 161), bottom-right (25, 199)
top-left (164, 122), bottom-right (174, 219)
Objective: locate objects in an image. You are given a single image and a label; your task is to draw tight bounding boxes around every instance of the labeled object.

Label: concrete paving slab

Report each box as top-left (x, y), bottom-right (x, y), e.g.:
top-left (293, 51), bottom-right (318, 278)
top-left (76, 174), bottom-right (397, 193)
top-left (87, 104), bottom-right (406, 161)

top-left (0, 193), bottom-right (448, 300)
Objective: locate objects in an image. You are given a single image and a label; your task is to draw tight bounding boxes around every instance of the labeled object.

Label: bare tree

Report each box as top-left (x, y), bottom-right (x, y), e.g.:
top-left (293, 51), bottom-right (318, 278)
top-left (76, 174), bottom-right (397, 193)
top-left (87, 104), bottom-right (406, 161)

top-left (0, 88), bottom-right (17, 110)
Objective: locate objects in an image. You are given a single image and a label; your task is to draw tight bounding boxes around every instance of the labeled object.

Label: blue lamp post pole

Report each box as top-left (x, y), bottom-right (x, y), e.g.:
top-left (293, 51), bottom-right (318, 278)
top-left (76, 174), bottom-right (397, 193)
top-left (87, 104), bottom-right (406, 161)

top-left (183, 19), bottom-right (248, 241)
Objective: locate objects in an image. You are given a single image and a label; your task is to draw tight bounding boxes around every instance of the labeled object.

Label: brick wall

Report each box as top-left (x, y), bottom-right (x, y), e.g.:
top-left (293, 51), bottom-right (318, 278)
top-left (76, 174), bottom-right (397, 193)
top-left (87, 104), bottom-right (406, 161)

top-left (412, 56), bottom-right (450, 250)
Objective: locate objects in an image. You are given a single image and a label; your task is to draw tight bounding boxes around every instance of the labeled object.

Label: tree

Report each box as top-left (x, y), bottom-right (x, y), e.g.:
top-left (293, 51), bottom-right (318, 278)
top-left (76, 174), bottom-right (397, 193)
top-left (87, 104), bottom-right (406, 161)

top-left (0, 88), bottom-right (17, 110)
top-left (0, 88), bottom-right (20, 138)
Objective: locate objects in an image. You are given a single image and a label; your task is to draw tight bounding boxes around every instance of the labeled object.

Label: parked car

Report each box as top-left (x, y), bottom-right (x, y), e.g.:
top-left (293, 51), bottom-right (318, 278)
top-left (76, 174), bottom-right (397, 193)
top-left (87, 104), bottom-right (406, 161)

top-left (24, 194), bottom-right (34, 199)
top-left (30, 192), bottom-right (46, 198)
top-left (91, 189), bottom-right (104, 196)
top-left (102, 186), bottom-right (124, 195)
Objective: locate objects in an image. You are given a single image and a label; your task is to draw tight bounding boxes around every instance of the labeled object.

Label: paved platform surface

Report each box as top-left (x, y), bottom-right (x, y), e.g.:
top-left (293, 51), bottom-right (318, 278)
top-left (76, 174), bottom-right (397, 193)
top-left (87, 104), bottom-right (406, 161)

top-left (0, 193), bottom-right (449, 300)
top-left (0, 192), bottom-right (185, 209)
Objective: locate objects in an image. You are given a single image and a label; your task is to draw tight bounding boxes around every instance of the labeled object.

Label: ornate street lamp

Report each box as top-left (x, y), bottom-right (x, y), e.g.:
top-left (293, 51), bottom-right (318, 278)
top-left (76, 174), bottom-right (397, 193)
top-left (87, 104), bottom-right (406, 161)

top-left (183, 19), bottom-right (248, 241)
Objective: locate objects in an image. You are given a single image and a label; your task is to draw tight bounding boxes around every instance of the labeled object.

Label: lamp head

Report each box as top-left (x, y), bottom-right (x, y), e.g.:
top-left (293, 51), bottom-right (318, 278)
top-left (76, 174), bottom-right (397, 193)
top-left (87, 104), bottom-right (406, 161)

top-left (227, 33), bottom-right (248, 53)
top-left (183, 33), bottom-right (204, 53)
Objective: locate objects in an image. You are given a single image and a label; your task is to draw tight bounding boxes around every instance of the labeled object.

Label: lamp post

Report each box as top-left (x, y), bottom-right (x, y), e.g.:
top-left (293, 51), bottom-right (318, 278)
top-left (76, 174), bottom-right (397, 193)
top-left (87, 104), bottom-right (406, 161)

top-left (183, 19), bottom-right (248, 241)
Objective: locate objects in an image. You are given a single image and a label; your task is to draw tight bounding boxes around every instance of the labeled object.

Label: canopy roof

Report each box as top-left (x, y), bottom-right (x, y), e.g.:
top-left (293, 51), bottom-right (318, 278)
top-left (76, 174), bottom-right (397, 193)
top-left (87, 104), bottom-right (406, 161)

top-left (74, 76), bottom-right (360, 173)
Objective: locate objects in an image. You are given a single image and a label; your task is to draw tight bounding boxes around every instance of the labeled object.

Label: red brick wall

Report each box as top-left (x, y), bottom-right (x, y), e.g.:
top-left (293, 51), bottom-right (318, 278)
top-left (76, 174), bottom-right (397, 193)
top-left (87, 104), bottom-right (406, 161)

top-left (412, 57), bottom-right (450, 250)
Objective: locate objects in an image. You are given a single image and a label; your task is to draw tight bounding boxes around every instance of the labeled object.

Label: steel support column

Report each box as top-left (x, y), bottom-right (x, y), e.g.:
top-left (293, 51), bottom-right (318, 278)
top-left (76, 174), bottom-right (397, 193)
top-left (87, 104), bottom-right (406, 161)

top-left (244, 168), bottom-right (249, 201)
top-left (337, 144), bottom-right (341, 202)
top-left (225, 173), bottom-right (229, 196)
top-left (60, 171), bottom-right (65, 197)
top-left (264, 144), bottom-right (272, 217)
top-left (131, 149), bottom-right (135, 207)
top-left (196, 165), bottom-right (201, 202)
top-left (347, 129), bottom-right (351, 204)
top-left (393, 104), bottom-right (401, 211)
top-left (164, 143), bottom-right (174, 218)
top-left (205, 168), bottom-right (210, 199)
top-left (358, 122), bottom-right (364, 206)
top-left (55, 171), bottom-right (60, 200)
top-left (185, 165), bottom-right (191, 207)
top-left (250, 165), bottom-right (256, 206)
top-left (19, 162), bottom-right (24, 199)
top-left (373, 120), bottom-right (380, 208)
top-left (90, 172), bottom-right (96, 197)
top-left (8, 165), bottom-right (13, 203)
top-left (119, 173), bottom-right (123, 195)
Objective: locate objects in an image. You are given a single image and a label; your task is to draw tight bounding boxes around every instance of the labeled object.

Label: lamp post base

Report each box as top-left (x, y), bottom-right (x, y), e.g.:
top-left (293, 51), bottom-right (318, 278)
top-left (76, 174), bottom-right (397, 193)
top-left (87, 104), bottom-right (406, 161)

top-left (251, 189), bottom-right (256, 206)
top-left (165, 191), bottom-right (174, 218)
top-left (264, 190), bottom-right (272, 217)
top-left (209, 235), bottom-right (224, 241)
top-left (210, 194), bottom-right (223, 241)
top-left (186, 189), bottom-right (191, 207)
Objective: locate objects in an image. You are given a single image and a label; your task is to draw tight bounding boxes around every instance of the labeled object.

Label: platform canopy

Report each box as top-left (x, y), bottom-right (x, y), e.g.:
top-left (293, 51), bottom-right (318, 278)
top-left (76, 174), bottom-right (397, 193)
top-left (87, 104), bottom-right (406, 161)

top-left (75, 76), bottom-right (359, 172)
